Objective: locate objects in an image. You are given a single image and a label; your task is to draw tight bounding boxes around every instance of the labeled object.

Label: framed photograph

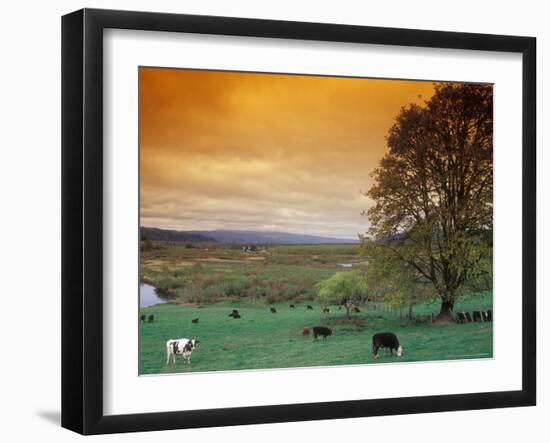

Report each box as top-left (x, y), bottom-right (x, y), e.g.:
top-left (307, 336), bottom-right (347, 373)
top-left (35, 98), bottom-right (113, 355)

top-left (62, 8), bottom-right (536, 435)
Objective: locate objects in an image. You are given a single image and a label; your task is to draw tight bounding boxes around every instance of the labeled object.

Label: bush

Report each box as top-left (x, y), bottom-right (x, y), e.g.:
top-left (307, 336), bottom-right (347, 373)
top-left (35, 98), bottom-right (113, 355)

top-left (155, 274), bottom-right (189, 293)
top-left (177, 284), bottom-right (203, 303)
top-left (196, 276), bottom-right (254, 301)
top-left (140, 239), bottom-right (154, 252)
top-left (294, 292), bottom-right (316, 302)
top-left (265, 289), bottom-right (285, 304)
top-left (247, 285), bottom-right (268, 299)
top-left (282, 284), bottom-right (302, 299)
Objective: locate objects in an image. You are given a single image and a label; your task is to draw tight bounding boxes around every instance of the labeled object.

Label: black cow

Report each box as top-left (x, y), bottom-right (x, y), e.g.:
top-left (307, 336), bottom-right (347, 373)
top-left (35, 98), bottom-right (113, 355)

top-left (289, 304), bottom-right (296, 309)
top-left (455, 312), bottom-right (467, 323)
top-left (192, 318), bottom-right (199, 324)
top-left (231, 309), bottom-right (240, 315)
top-left (472, 311), bottom-right (483, 322)
top-left (270, 307), bottom-right (277, 314)
top-left (322, 307), bottom-right (331, 314)
top-left (372, 332), bottom-right (403, 359)
top-left (140, 314), bottom-right (146, 323)
top-left (228, 312), bottom-right (241, 319)
top-left (148, 314), bottom-right (155, 323)
top-left (306, 305), bottom-right (313, 310)
top-left (312, 326), bottom-right (333, 340)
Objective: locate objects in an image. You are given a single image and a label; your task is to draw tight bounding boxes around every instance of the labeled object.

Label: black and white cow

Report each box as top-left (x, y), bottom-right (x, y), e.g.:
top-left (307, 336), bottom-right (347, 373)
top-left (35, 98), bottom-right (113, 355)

top-left (472, 311), bottom-right (483, 322)
top-left (372, 332), bottom-right (403, 359)
top-left (455, 312), bottom-right (467, 323)
top-left (166, 338), bottom-right (199, 364)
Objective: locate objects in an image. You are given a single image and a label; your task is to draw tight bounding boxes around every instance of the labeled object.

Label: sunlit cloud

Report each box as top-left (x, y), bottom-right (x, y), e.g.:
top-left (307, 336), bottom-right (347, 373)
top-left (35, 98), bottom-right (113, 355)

top-left (140, 68), bottom-right (435, 239)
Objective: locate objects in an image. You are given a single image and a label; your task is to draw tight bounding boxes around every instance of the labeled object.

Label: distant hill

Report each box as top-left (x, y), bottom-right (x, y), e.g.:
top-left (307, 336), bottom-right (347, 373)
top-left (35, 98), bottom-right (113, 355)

top-left (141, 227), bottom-right (217, 243)
top-left (190, 230), bottom-right (358, 244)
top-left (141, 227), bottom-right (359, 244)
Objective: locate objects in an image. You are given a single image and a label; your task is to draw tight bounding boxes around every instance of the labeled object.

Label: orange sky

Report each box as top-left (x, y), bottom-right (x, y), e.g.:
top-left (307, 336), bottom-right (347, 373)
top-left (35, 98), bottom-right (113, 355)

top-left (140, 68), bottom-right (435, 240)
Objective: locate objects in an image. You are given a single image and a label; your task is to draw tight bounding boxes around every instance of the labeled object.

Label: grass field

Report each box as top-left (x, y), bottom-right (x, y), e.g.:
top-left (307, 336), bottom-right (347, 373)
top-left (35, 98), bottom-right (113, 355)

top-left (139, 293), bottom-right (493, 375)
top-left (139, 242), bottom-right (492, 375)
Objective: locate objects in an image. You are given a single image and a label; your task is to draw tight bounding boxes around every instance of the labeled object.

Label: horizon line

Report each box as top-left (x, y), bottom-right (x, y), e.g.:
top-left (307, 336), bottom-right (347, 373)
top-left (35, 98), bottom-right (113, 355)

top-left (140, 225), bottom-right (362, 241)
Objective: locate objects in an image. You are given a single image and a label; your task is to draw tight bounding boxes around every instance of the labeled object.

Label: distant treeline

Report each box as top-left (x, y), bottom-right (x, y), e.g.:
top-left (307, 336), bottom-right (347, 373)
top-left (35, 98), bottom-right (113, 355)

top-left (141, 227), bottom-right (216, 243)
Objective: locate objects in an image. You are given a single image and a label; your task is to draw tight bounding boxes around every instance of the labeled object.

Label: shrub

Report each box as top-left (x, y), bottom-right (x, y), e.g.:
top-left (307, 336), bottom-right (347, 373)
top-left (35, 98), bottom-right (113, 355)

top-left (294, 292), bottom-right (316, 302)
top-left (265, 289), bottom-right (285, 304)
top-left (140, 239), bottom-right (154, 252)
top-left (282, 284), bottom-right (301, 299)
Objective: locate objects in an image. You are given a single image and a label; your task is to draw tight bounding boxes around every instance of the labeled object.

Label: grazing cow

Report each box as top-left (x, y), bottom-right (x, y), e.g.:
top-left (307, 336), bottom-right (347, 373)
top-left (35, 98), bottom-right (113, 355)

top-left (231, 309), bottom-right (240, 315)
top-left (306, 305), bottom-right (313, 310)
top-left (372, 332), bottom-right (402, 359)
top-left (148, 314), bottom-right (155, 323)
top-left (472, 311), bottom-right (483, 322)
top-left (312, 326), bottom-right (333, 340)
top-left (140, 314), bottom-right (146, 323)
top-left (165, 338), bottom-right (199, 364)
top-left (322, 307), bottom-right (331, 314)
top-left (301, 327), bottom-right (311, 337)
top-left (483, 309), bottom-right (493, 322)
top-left (289, 304), bottom-right (296, 309)
top-left (352, 306), bottom-right (361, 313)
top-left (270, 307), bottom-right (277, 314)
top-left (191, 318), bottom-right (199, 324)
top-left (228, 312), bottom-right (241, 319)
top-left (464, 312), bottom-right (473, 323)
top-left (455, 312), bottom-right (467, 323)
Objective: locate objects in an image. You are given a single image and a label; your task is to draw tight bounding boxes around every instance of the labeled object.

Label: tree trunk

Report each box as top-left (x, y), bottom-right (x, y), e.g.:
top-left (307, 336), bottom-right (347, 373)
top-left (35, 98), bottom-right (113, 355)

top-left (435, 298), bottom-right (455, 323)
top-left (345, 305), bottom-right (350, 318)
top-left (408, 303), bottom-right (414, 320)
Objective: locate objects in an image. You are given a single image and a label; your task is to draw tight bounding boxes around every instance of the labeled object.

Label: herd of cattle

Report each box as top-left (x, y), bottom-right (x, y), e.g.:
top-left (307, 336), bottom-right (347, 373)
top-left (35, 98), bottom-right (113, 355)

top-left (455, 309), bottom-right (492, 323)
top-left (163, 328), bottom-right (403, 365)
top-left (140, 314), bottom-right (155, 323)
top-left (144, 304), bottom-right (491, 366)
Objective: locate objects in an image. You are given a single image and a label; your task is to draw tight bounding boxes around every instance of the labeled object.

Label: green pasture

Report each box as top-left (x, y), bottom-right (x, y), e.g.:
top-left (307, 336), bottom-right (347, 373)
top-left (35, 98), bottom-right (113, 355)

top-left (139, 294), bottom-right (493, 375)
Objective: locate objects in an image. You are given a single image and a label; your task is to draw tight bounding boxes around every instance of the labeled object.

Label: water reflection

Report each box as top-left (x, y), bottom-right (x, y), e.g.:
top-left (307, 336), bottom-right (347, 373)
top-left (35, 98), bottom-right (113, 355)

top-left (140, 283), bottom-right (170, 308)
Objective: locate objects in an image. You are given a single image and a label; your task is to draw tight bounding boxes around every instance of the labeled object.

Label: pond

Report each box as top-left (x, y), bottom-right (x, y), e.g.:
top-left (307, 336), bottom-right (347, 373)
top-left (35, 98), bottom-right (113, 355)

top-left (336, 261), bottom-right (368, 268)
top-left (140, 283), bottom-right (171, 308)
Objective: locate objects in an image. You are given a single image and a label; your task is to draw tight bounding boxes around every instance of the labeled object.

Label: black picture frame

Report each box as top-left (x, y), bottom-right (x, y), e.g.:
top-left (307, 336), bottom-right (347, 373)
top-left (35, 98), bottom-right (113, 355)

top-left (61, 8), bottom-right (536, 435)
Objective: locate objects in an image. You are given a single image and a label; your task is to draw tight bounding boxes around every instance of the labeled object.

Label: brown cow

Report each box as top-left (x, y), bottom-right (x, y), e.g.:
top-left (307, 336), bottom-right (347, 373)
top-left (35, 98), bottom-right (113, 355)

top-left (301, 327), bottom-right (311, 337)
